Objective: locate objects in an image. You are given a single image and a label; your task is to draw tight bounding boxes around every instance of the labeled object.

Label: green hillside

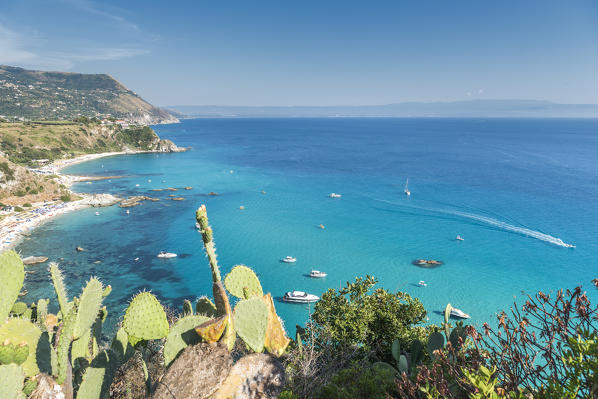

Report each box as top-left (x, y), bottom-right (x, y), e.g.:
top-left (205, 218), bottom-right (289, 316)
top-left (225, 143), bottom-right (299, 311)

top-left (0, 65), bottom-right (178, 124)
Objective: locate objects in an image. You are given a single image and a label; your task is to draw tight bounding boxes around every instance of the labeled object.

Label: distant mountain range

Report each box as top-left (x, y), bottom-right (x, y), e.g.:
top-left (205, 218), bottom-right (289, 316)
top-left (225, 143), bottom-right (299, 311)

top-left (168, 100), bottom-right (598, 118)
top-left (0, 65), bottom-right (178, 124)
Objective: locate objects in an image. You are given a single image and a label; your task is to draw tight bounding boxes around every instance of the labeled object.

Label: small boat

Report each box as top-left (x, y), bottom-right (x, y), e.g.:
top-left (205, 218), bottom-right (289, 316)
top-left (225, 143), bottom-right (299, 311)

top-left (329, 193), bottom-right (342, 198)
top-left (450, 308), bottom-right (471, 319)
top-left (126, 210), bottom-right (130, 214)
top-left (157, 251), bottom-right (177, 259)
top-left (309, 270), bottom-right (327, 278)
top-left (282, 256), bottom-right (297, 263)
top-left (283, 291), bottom-right (319, 303)
top-left (148, 179), bottom-right (152, 183)
top-left (456, 235), bottom-right (464, 241)
top-left (404, 178), bottom-right (410, 196)
top-left (135, 184), bottom-right (140, 187)
top-left (195, 222), bottom-right (201, 229)
top-left (418, 280), bottom-right (427, 287)
top-left (95, 212), bottom-right (100, 216)
top-left (134, 257), bottom-right (139, 261)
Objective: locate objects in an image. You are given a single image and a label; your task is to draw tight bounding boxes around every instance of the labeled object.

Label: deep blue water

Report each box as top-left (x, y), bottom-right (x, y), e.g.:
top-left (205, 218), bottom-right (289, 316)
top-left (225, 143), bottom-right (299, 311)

top-left (16, 118), bottom-right (598, 335)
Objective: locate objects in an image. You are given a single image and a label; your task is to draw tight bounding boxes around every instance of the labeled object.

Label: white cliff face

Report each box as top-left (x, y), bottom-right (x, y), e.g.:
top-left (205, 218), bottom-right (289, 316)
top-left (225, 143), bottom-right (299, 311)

top-left (154, 139), bottom-right (187, 152)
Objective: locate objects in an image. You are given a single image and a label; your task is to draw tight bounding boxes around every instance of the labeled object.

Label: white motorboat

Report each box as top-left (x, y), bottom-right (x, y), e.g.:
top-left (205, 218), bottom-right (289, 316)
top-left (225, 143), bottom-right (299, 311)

top-left (157, 251), bottom-right (177, 259)
top-left (283, 290), bottom-right (319, 303)
top-left (404, 178), bottom-right (410, 196)
top-left (309, 270), bottom-right (327, 278)
top-left (195, 222), bottom-right (201, 229)
top-left (95, 212), bottom-right (100, 216)
top-left (329, 193), bottom-right (342, 198)
top-left (456, 235), bottom-right (464, 241)
top-left (135, 184), bottom-right (140, 187)
top-left (418, 280), bottom-right (427, 287)
top-left (126, 210), bottom-right (130, 214)
top-left (282, 256), bottom-right (297, 263)
top-left (450, 308), bottom-right (471, 319)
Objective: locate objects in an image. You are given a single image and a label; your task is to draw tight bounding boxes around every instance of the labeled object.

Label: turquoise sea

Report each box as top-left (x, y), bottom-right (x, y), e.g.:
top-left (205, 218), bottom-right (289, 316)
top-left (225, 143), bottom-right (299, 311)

top-left (16, 118), bottom-right (598, 335)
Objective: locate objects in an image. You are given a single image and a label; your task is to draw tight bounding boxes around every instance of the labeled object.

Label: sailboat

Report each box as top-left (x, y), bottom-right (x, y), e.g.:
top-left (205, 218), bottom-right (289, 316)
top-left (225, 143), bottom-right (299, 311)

top-left (404, 178), bottom-right (411, 196)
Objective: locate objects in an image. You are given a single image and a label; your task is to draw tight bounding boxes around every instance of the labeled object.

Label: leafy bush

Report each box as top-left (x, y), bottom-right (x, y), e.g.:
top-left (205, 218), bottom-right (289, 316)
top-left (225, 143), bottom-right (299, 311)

top-left (22, 203), bottom-right (32, 207)
top-left (0, 161), bottom-right (15, 182)
top-left (318, 366), bottom-right (398, 399)
top-left (311, 275), bottom-right (427, 355)
top-left (13, 206), bottom-right (23, 212)
top-left (117, 126), bottom-right (157, 149)
top-left (60, 193), bottom-right (72, 202)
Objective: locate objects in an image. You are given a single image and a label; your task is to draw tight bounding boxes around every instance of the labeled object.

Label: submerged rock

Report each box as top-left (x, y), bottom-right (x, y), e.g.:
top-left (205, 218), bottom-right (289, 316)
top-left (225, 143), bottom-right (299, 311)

top-left (22, 256), bottom-right (49, 265)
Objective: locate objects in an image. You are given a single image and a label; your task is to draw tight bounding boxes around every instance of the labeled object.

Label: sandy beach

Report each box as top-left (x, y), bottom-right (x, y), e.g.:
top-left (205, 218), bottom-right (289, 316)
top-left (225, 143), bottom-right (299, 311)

top-left (0, 151), bottom-right (132, 252)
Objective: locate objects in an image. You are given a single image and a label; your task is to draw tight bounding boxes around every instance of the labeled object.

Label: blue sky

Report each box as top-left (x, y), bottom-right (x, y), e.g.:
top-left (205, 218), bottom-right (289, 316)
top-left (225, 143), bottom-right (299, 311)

top-left (1, 0), bottom-right (598, 106)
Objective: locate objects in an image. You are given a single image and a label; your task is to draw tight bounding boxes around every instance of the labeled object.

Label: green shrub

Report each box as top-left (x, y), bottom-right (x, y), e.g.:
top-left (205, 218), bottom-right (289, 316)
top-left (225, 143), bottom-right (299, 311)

top-left (60, 193), bottom-right (72, 202)
top-left (13, 206), bottom-right (23, 212)
top-left (317, 367), bottom-right (398, 399)
top-left (22, 203), bottom-right (32, 207)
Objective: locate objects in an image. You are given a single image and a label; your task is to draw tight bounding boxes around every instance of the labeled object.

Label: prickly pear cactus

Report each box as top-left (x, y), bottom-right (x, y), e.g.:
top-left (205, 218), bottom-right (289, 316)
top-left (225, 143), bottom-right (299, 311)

top-left (233, 297), bottom-right (268, 353)
top-left (195, 315), bottom-right (227, 344)
top-left (196, 296), bottom-right (218, 317)
top-left (73, 278), bottom-right (103, 339)
top-left (182, 299), bottom-right (193, 316)
top-left (262, 294), bottom-right (290, 356)
top-left (123, 292), bottom-right (169, 341)
top-left (449, 325), bottom-right (467, 349)
top-left (427, 331), bottom-right (445, 358)
top-left (397, 354), bottom-right (409, 374)
top-left (0, 318), bottom-right (42, 377)
top-left (110, 328), bottom-right (134, 365)
top-left (10, 302), bottom-right (27, 316)
top-left (224, 265), bottom-right (263, 299)
top-left (0, 250), bottom-right (25, 322)
top-left (49, 263), bottom-right (71, 317)
top-left (35, 299), bottom-right (49, 331)
top-left (0, 363), bottom-right (25, 399)
top-left (163, 315), bottom-right (210, 366)
top-left (391, 339), bottom-right (401, 362)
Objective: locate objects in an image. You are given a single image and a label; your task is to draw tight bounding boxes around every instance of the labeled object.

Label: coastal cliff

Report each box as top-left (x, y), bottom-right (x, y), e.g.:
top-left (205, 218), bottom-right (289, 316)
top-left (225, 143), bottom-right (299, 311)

top-left (0, 65), bottom-right (178, 124)
top-left (0, 121), bottom-right (185, 204)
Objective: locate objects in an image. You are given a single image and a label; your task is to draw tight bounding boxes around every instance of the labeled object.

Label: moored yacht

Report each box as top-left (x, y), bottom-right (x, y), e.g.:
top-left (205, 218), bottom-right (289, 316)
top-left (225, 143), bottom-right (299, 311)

top-left (309, 270), bottom-right (327, 278)
top-left (450, 308), bottom-right (471, 319)
top-left (283, 290), bottom-right (319, 303)
top-left (157, 251), bottom-right (177, 259)
top-left (329, 193), bottom-right (342, 198)
top-left (281, 256), bottom-right (297, 263)
top-left (404, 178), bottom-right (410, 196)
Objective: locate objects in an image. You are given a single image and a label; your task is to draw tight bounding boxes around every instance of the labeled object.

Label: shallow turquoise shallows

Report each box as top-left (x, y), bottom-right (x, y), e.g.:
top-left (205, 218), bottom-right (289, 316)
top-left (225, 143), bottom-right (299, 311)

top-left (16, 118), bottom-right (598, 336)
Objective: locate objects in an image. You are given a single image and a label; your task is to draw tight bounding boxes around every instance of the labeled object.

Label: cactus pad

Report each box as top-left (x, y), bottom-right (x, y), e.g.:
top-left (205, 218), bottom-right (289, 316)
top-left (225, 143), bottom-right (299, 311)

top-left (73, 277), bottom-right (103, 339)
top-left (224, 265), bottom-right (263, 299)
top-left (233, 297), bottom-right (268, 353)
top-left (398, 354), bottom-right (409, 374)
top-left (0, 318), bottom-right (41, 377)
top-left (110, 328), bottom-right (135, 365)
top-left (372, 362), bottom-right (397, 375)
top-left (391, 339), bottom-right (401, 362)
top-left (195, 315), bottom-right (227, 344)
top-left (262, 294), bottom-right (290, 357)
top-left (10, 302), bottom-right (27, 316)
top-left (427, 331), bottom-right (445, 358)
top-left (0, 250), bottom-right (25, 322)
top-left (182, 299), bottom-right (193, 316)
top-left (164, 315), bottom-right (210, 366)
top-left (195, 296), bottom-right (218, 317)
top-left (0, 363), bottom-right (25, 399)
top-left (49, 263), bottom-right (71, 317)
top-left (410, 339), bottom-right (424, 368)
top-left (35, 299), bottom-right (48, 330)
top-left (449, 325), bottom-right (467, 349)
top-left (123, 292), bottom-right (169, 340)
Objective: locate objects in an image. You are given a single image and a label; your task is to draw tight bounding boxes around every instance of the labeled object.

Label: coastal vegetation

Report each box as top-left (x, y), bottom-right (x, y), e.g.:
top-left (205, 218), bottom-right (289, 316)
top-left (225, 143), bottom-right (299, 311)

top-left (0, 65), bottom-right (177, 124)
top-left (0, 207), bottom-right (596, 398)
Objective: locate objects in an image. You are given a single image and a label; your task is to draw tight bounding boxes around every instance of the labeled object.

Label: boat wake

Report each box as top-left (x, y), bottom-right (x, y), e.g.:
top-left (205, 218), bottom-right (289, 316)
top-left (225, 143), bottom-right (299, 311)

top-left (372, 198), bottom-right (575, 248)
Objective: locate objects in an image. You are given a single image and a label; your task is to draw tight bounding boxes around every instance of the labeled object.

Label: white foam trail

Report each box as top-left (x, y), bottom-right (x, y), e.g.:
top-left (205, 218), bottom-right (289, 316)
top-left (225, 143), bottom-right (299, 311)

top-left (373, 198), bottom-right (575, 248)
top-left (447, 209), bottom-right (575, 248)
